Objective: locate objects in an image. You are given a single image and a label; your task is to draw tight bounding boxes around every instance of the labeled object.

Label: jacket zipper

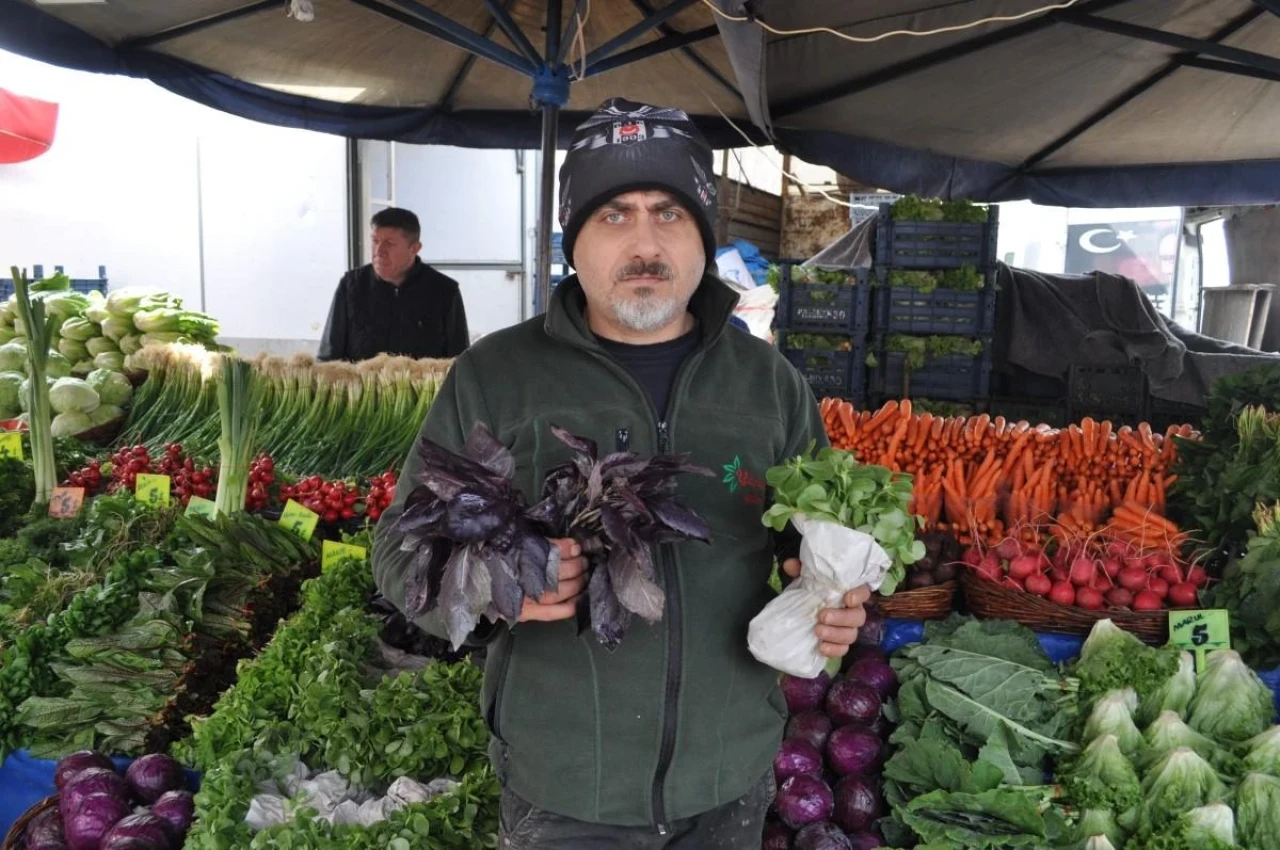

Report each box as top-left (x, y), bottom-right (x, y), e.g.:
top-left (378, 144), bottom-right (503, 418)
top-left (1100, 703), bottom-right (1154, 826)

top-left (651, 421), bottom-right (680, 835)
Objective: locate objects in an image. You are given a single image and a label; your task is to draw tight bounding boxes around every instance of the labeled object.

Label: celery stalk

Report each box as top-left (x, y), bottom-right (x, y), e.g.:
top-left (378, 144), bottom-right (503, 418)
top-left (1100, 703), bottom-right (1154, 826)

top-left (11, 267), bottom-right (57, 506)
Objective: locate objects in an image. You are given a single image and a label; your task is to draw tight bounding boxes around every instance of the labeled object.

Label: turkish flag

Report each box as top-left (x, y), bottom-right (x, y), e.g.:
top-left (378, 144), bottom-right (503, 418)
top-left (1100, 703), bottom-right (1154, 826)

top-left (0, 88), bottom-right (58, 163)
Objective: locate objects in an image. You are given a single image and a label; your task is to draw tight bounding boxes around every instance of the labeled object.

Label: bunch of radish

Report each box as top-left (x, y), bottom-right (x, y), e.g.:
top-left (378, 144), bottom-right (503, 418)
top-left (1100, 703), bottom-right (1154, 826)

top-left (963, 536), bottom-right (1208, 613)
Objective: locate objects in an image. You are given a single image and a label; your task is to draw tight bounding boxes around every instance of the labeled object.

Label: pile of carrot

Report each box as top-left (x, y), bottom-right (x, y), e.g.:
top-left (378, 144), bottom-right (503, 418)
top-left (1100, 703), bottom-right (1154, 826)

top-left (819, 397), bottom-right (1198, 549)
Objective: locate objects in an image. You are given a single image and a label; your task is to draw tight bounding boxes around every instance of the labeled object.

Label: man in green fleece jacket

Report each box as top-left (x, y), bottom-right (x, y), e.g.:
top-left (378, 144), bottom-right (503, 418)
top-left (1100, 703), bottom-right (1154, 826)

top-left (371, 98), bottom-right (871, 848)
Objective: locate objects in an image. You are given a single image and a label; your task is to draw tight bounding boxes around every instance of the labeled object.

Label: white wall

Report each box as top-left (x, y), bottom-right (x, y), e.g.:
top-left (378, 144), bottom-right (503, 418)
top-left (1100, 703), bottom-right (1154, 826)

top-left (0, 50), bottom-right (348, 354)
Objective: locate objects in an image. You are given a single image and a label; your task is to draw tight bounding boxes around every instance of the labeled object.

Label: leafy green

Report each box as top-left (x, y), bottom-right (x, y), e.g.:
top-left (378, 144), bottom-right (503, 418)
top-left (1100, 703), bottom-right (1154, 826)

top-left (1242, 725), bottom-right (1280, 776)
top-left (1082, 690), bottom-right (1145, 757)
top-left (884, 266), bottom-right (986, 294)
top-left (1062, 734), bottom-right (1142, 813)
top-left (1072, 619), bottom-right (1181, 712)
top-left (1140, 711), bottom-right (1242, 777)
top-left (871, 334), bottom-right (987, 370)
top-left (1186, 649), bottom-right (1276, 743)
top-left (890, 196), bottom-right (990, 224)
top-left (1204, 500), bottom-right (1280, 669)
top-left (762, 443), bottom-right (923, 594)
top-left (1136, 652), bottom-right (1196, 728)
top-left (1134, 748), bottom-right (1230, 837)
top-left (1069, 808), bottom-right (1127, 850)
top-left (1235, 771), bottom-right (1280, 850)
top-left (896, 786), bottom-right (1068, 848)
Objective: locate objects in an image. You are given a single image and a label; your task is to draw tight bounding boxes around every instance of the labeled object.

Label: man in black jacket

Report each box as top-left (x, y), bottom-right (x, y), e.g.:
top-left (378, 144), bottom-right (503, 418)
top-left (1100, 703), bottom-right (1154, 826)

top-left (317, 208), bottom-right (470, 362)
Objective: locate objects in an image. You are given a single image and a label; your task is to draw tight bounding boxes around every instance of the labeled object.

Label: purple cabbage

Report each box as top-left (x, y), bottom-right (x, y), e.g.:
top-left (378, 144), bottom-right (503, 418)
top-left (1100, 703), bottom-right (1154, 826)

top-left (775, 775), bottom-right (834, 831)
top-left (794, 822), bottom-right (853, 850)
top-left (825, 680), bottom-right (882, 727)
top-left (847, 831), bottom-right (887, 850)
top-left (150, 790), bottom-right (194, 839)
top-left (781, 672), bottom-right (832, 715)
top-left (786, 711), bottom-right (834, 753)
top-left (54, 752), bottom-right (115, 792)
top-left (774, 738), bottom-right (825, 783)
top-left (125, 754), bottom-right (186, 804)
top-left (63, 794), bottom-right (130, 850)
top-left (845, 656), bottom-right (898, 698)
top-left (762, 819), bottom-right (793, 850)
top-left (60, 769), bottom-right (129, 818)
top-left (832, 776), bottom-right (884, 832)
top-left (99, 813), bottom-right (173, 850)
top-left (24, 806), bottom-right (67, 850)
top-left (827, 726), bottom-right (884, 777)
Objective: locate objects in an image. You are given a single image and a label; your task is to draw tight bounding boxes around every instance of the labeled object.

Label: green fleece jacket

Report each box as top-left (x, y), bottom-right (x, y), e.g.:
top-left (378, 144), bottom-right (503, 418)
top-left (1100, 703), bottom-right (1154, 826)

top-left (371, 274), bottom-right (826, 829)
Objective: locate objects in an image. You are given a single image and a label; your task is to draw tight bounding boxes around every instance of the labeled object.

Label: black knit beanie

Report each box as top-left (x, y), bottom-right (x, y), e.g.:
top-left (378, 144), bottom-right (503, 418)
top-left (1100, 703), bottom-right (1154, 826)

top-left (558, 98), bottom-right (718, 269)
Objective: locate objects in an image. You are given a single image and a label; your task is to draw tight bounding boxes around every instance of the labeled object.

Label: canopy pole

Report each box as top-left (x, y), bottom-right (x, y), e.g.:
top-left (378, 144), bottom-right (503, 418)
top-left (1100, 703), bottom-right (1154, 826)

top-left (536, 103), bottom-right (560, 315)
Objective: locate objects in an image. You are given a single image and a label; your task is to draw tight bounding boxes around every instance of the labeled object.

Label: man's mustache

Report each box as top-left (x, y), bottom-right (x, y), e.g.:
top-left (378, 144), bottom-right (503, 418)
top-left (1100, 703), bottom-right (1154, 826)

top-left (616, 261), bottom-right (673, 282)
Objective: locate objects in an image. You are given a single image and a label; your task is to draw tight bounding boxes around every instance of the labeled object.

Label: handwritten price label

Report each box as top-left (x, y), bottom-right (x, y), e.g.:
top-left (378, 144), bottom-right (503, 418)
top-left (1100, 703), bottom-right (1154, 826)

top-left (47, 487), bottom-right (85, 519)
top-left (0, 432), bottom-right (22, 461)
top-left (280, 499), bottom-right (319, 541)
top-left (185, 496), bottom-right (218, 520)
top-left (322, 540), bottom-right (368, 572)
top-left (1169, 609), bottom-right (1231, 671)
top-left (135, 474), bottom-right (171, 508)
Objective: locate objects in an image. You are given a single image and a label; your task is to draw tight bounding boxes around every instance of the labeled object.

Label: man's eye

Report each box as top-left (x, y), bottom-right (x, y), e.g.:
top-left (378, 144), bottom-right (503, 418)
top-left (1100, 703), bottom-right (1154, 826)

top-left (604, 212), bottom-right (626, 223)
top-left (659, 209), bottom-right (681, 222)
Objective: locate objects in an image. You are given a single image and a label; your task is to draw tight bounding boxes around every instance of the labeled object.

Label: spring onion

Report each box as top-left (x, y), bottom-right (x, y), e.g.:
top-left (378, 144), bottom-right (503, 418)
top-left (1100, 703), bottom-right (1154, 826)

top-left (10, 267), bottom-right (57, 506)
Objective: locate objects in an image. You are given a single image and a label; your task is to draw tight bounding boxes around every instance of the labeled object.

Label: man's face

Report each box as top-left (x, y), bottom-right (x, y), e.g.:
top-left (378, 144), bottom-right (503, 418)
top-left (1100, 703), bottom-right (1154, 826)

top-left (573, 190), bottom-right (705, 337)
top-left (371, 226), bottom-right (421, 282)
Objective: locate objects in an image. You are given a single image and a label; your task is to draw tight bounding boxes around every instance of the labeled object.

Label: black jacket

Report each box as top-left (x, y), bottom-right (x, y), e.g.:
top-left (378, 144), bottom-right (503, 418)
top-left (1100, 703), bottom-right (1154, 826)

top-left (317, 259), bottom-right (470, 362)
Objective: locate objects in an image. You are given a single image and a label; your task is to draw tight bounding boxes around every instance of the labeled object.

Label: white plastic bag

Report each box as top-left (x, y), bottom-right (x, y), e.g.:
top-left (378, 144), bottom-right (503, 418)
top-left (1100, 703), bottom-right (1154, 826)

top-left (747, 514), bottom-right (892, 678)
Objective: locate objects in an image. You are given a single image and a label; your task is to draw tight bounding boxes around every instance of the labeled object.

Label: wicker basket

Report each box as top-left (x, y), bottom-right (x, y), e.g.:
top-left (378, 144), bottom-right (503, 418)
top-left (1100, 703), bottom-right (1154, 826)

top-left (3, 795), bottom-right (57, 850)
top-left (874, 581), bottom-right (957, 620)
top-left (960, 570), bottom-right (1171, 644)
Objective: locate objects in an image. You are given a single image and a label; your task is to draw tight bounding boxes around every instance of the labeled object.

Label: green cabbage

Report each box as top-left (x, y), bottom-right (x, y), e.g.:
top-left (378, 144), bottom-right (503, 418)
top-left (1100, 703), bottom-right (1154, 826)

top-left (48, 377), bottom-right (100, 415)
top-left (0, 371), bottom-right (21, 418)
top-left (93, 351), bottom-right (126, 372)
top-left (19, 376), bottom-right (55, 414)
top-left (0, 325), bottom-right (15, 345)
top-left (85, 336), bottom-right (120, 357)
top-left (71, 359), bottom-right (96, 377)
top-left (100, 316), bottom-right (134, 342)
top-left (0, 341), bottom-right (26, 372)
top-left (88, 404), bottom-right (123, 427)
top-left (1085, 690), bottom-right (1145, 756)
top-left (1137, 652), bottom-right (1197, 727)
top-left (85, 369), bottom-right (132, 407)
top-left (105, 287), bottom-right (166, 318)
top-left (57, 337), bottom-right (90, 362)
top-left (133, 307), bottom-right (219, 340)
top-left (1237, 773), bottom-right (1280, 850)
top-left (118, 334), bottom-right (143, 356)
top-left (45, 350), bottom-right (72, 379)
top-left (1187, 650), bottom-right (1276, 743)
top-left (50, 411), bottom-right (93, 438)
top-left (139, 332), bottom-right (192, 347)
top-left (39, 290), bottom-right (90, 321)
top-left (59, 316), bottom-right (99, 342)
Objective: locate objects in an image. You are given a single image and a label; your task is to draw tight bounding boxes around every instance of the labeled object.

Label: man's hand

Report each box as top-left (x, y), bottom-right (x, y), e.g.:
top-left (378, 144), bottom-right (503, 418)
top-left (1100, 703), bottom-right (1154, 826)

top-left (518, 539), bottom-right (587, 623)
top-left (781, 558), bottom-right (872, 658)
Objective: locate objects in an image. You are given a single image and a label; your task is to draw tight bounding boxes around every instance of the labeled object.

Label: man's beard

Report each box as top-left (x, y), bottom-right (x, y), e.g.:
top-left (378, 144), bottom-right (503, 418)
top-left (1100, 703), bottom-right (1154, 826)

top-left (611, 260), bottom-right (681, 332)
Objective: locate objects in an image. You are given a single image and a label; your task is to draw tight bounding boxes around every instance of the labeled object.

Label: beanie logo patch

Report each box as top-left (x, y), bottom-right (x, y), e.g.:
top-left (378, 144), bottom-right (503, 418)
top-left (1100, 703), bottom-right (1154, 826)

top-left (611, 120), bottom-right (648, 145)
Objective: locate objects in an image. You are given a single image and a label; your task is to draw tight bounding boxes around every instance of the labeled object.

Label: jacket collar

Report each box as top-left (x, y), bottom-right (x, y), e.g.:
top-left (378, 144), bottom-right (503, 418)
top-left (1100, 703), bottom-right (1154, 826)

top-left (544, 274), bottom-right (739, 351)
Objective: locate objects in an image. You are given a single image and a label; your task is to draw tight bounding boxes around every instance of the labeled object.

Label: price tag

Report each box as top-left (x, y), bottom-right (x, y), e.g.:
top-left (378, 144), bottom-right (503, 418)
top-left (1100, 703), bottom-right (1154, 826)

top-left (0, 432), bottom-right (22, 461)
top-left (1169, 609), bottom-right (1231, 671)
top-left (135, 474), bottom-right (172, 508)
top-left (185, 496), bottom-right (218, 520)
top-left (322, 540), bottom-right (368, 572)
top-left (47, 487), bottom-right (85, 519)
top-left (280, 499), bottom-right (319, 541)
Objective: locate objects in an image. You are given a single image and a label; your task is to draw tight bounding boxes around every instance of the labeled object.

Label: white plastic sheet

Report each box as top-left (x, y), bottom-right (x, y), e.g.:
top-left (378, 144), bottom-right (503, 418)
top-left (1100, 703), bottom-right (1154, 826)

top-left (747, 514), bottom-right (892, 678)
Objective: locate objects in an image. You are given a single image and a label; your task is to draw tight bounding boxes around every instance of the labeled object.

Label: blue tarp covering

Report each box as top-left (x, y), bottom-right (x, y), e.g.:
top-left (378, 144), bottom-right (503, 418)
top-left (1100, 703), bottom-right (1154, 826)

top-left (880, 618), bottom-right (1084, 663)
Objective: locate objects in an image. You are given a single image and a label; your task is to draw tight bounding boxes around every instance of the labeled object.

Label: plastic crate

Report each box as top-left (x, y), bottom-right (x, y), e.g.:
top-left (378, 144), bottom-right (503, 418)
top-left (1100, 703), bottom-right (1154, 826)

top-left (1148, 398), bottom-right (1206, 432)
top-left (1068, 363), bottom-right (1147, 419)
top-left (777, 265), bottom-right (871, 335)
top-left (875, 204), bottom-right (999, 270)
top-left (872, 270), bottom-right (996, 335)
top-left (988, 396), bottom-right (1068, 428)
top-left (870, 341), bottom-right (993, 402)
top-left (0, 265), bottom-right (108, 300)
top-left (781, 333), bottom-right (867, 402)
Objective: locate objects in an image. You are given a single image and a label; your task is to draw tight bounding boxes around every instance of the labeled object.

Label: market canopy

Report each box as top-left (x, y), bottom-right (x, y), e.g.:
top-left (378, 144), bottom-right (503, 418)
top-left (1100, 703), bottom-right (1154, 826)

top-left (720, 0), bottom-right (1280, 207)
top-left (0, 87), bottom-right (58, 163)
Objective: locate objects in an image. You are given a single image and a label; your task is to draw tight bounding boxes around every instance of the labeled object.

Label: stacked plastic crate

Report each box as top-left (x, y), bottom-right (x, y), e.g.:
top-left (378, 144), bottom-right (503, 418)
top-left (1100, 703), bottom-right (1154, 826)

top-left (774, 264), bottom-right (872, 403)
top-left (0, 265), bottom-right (109, 299)
top-left (868, 203), bottom-right (999, 406)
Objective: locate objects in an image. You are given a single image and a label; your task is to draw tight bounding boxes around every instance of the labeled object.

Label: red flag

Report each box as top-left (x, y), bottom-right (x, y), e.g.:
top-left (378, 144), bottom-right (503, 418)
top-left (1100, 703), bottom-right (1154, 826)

top-left (0, 88), bottom-right (58, 163)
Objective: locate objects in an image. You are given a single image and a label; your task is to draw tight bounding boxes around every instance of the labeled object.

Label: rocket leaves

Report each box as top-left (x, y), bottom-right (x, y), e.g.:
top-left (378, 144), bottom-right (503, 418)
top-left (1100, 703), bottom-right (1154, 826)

top-left (397, 423), bottom-right (714, 652)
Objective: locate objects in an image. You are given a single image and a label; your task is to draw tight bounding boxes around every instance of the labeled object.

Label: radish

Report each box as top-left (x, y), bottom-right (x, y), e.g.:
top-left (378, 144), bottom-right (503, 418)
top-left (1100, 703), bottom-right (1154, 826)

top-left (1099, 557), bottom-right (1123, 578)
top-left (1188, 565), bottom-right (1208, 588)
top-left (1076, 587), bottom-right (1105, 610)
top-left (963, 547), bottom-right (983, 567)
top-left (1147, 577), bottom-right (1170, 598)
top-left (1142, 553), bottom-right (1165, 571)
top-left (1155, 564), bottom-right (1183, 586)
top-left (1105, 540), bottom-right (1130, 561)
top-left (1008, 556), bottom-right (1040, 580)
top-left (1123, 555), bottom-right (1147, 572)
top-left (1089, 570), bottom-right (1113, 591)
top-left (1049, 582), bottom-right (1076, 606)
top-left (1133, 590), bottom-right (1164, 611)
top-left (1048, 565), bottom-right (1070, 585)
top-left (995, 538), bottom-right (1022, 561)
top-left (1070, 557), bottom-right (1096, 586)
top-left (1118, 567), bottom-right (1148, 591)
top-left (1105, 587), bottom-right (1135, 608)
top-left (974, 552), bottom-right (1001, 582)
top-left (1168, 582), bottom-right (1199, 607)
top-left (1025, 574), bottom-right (1052, 596)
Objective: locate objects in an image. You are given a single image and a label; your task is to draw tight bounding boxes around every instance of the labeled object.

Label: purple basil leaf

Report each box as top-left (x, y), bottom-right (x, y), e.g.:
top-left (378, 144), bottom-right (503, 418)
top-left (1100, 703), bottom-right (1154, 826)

top-left (543, 539), bottom-right (561, 589)
top-left (550, 425), bottom-right (597, 460)
top-left (587, 461), bottom-right (604, 504)
top-left (588, 564), bottom-right (629, 650)
top-left (482, 545), bottom-right (524, 621)
top-left (599, 453), bottom-right (649, 481)
top-left (444, 491), bottom-right (512, 543)
top-left (396, 490), bottom-right (446, 534)
top-left (600, 504), bottom-right (631, 547)
top-left (648, 498), bottom-right (712, 543)
top-left (513, 525), bottom-right (551, 600)
top-left (525, 496), bottom-right (563, 534)
top-left (438, 545), bottom-right (492, 650)
top-left (611, 482), bottom-right (653, 521)
top-left (607, 546), bottom-right (665, 623)
top-left (404, 543), bottom-right (449, 620)
top-left (463, 422), bottom-right (515, 479)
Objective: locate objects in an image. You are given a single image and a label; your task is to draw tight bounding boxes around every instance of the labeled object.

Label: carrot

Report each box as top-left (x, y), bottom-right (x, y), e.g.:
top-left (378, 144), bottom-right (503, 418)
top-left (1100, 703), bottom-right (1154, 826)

top-left (866, 401), bottom-right (898, 433)
top-left (837, 403), bottom-right (857, 440)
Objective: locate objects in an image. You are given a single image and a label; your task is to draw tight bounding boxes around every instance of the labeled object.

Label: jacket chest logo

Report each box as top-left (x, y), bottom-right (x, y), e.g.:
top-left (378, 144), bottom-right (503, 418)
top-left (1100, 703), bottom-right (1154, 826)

top-left (722, 455), bottom-right (765, 505)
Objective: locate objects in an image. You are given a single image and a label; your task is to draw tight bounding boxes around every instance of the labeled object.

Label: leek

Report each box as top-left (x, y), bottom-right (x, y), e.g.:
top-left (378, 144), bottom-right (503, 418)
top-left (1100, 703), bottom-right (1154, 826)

top-left (10, 267), bottom-right (57, 507)
top-left (214, 355), bottom-right (261, 515)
